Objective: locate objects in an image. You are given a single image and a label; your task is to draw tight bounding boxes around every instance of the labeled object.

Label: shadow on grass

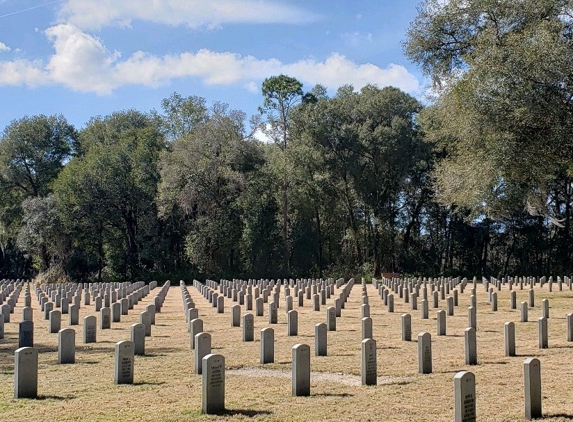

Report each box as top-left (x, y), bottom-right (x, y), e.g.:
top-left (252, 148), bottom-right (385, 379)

top-left (313, 392), bottom-right (353, 398)
top-left (36, 394), bottom-right (76, 400)
top-left (212, 408), bottom-right (272, 417)
top-left (481, 361), bottom-right (509, 365)
top-left (133, 381), bottom-right (166, 386)
top-left (545, 413), bottom-right (573, 420)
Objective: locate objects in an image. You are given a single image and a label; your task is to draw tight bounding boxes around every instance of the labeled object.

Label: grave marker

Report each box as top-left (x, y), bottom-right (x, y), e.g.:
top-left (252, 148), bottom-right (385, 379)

top-left (14, 347), bottom-right (38, 398)
top-left (201, 354), bottom-right (225, 414)
top-left (189, 318), bottom-right (203, 349)
top-left (58, 328), bottom-right (75, 364)
top-left (524, 358), bottom-right (542, 420)
top-left (315, 323), bottom-right (327, 356)
top-left (19, 320), bottom-right (33, 348)
top-left (292, 344), bottom-right (310, 396)
top-left (260, 327), bottom-right (274, 364)
top-left (402, 313), bottom-right (411, 341)
top-left (131, 323), bottom-right (145, 356)
top-left (505, 321), bottom-right (515, 356)
top-left (418, 332), bottom-right (432, 374)
top-left (465, 327), bottom-right (477, 365)
top-left (114, 340), bottom-right (134, 384)
top-left (361, 338), bottom-right (377, 386)
top-left (454, 371), bottom-right (476, 422)
top-left (83, 315), bottom-right (97, 343)
top-left (243, 313), bottom-right (254, 342)
top-left (194, 332), bottom-right (212, 375)
top-left (287, 310), bottom-right (298, 336)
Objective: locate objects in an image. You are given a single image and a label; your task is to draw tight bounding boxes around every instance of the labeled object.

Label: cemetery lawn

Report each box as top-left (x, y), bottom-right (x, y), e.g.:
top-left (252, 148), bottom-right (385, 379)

top-left (2, 281), bottom-right (573, 421)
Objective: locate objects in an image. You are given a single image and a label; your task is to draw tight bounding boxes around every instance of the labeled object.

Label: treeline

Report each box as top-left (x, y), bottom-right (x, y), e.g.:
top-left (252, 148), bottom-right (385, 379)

top-left (1, 64), bottom-right (572, 280)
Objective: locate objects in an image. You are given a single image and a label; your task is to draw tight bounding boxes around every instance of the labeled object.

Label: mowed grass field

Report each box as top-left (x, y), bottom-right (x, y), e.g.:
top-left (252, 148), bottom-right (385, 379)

top-left (1, 279), bottom-right (573, 421)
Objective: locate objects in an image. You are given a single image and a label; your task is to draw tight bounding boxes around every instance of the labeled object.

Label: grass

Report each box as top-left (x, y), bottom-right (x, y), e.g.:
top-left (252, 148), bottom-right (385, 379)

top-left (1, 278), bottom-right (573, 421)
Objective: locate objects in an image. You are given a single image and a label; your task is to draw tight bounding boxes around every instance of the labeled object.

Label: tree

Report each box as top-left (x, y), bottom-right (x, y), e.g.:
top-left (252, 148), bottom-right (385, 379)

top-left (158, 101), bottom-right (265, 277)
top-left (17, 194), bottom-right (67, 274)
top-left (260, 75), bottom-right (305, 271)
top-left (291, 84), bottom-right (425, 276)
top-left (0, 114), bottom-right (76, 275)
top-left (0, 114), bottom-right (76, 197)
top-left (405, 0), bottom-right (573, 220)
top-left (54, 110), bottom-right (165, 280)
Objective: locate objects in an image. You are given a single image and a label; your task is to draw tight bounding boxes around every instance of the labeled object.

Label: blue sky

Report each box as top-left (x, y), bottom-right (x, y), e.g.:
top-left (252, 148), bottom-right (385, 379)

top-left (0, 0), bottom-right (425, 132)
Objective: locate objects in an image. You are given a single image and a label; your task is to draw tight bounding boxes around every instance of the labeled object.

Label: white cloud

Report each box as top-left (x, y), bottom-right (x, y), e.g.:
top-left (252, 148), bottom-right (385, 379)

top-left (58, 0), bottom-right (318, 30)
top-left (0, 59), bottom-right (46, 86)
top-left (341, 32), bottom-right (373, 46)
top-left (0, 41), bottom-right (10, 52)
top-left (0, 24), bottom-right (420, 95)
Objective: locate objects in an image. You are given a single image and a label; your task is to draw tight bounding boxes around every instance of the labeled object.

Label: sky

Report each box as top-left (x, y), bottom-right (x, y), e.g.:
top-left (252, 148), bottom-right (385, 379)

top-left (0, 0), bottom-right (426, 133)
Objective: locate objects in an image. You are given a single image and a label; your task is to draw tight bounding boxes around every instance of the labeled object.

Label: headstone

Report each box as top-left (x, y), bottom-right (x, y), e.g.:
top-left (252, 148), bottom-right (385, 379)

top-left (315, 323), bottom-right (327, 356)
top-left (217, 295), bottom-right (224, 313)
top-left (201, 354), bottom-right (225, 414)
top-left (402, 313), bottom-right (411, 341)
top-left (83, 315), bottom-right (97, 343)
top-left (58, 328), bottom-right (75, 364)
top-left (568, 313), bottom-right (573, 342)
top-left (326, 306), bottom-right (336, 331)
top-left (524, 357), bottom-right (542, 420)
top-left (260, 327), bottom-right (274, 364)
top-left (465, 327), bottom-right (477, 365)
top-left (361, 338), bottom-right (377, 386)
top-left (541, 299), bottom-right (549, 319)
top-left (292, 344), bottom-right (310, 396)
top-left (421, 299), bottom-right (429, 319)
top-left (454, 371), bottom-right (476, 422)
top-left (437, 310), bottom-right (446, 336)
top-left (491, 291), bottom-right (497, 311)
top-left (362, 316), bottom-right (373, 340)
top-left (538, 317), bottom-right (548, 349)
top-left (121, 298), bottom-right (129, 315)
top-left (189, 318), bottom-right (203, 350)
top-left (287, 310), bottom-right (298, 336)
top-left (112, 302), bottom-right (121, 323)
top-left (268, 301), bottom-right (277, 324)
top-left (447, 296), bottom-right (454, 316)
top-left (61, 297), bottom-right (69, 314)
top-left (521, 302), bottom-right (528, 322)
top-left (19, 320), bottom-right (33, 348)
top-left (528, 289), bottom-right (534, 308)
top-left (418, 332), bottom-right (432, 374)
top-left (100, 307), bottom-right (111, 329)
top-left (468, 306), bottom-right (476, 330)
top-left (510, 291), bottom-right (517, 309)
top-left (131, 323), bottom-right (145, 356)
top-left (114, 340), bottom-right (134, 384)
top-left (14, 347), bottom-right (38, 398)
top-left (22, 307), bottom-right (33, 322)
top-left (230, 304), bottom-right (240, 327)
top-left (194, 332), bottom-right (212, 375)
top-left (0, 314), bottom-right (4, 340)
top-left (69, 304), bottom-right (79, 325)
top-left (387, 294), bottom-right (394, 312)
top-left (243, 313), bottom-right (254, 342)
top-left (361, 303), bottom-right (370, 319)
top-left (505, 322), bottom-right (515, 356)
top-left (49, 310), bottom-right (61, 333)
top-left (140, 311), bottom-right (151, 336)
top-left (255, 297), bottom-right (263, 316)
